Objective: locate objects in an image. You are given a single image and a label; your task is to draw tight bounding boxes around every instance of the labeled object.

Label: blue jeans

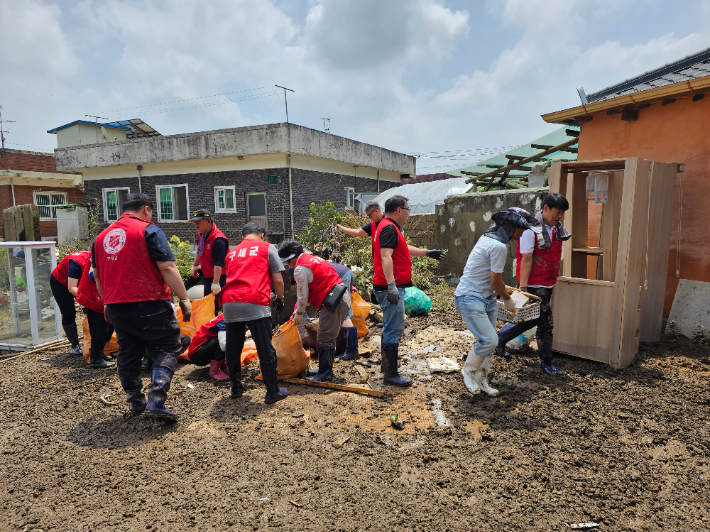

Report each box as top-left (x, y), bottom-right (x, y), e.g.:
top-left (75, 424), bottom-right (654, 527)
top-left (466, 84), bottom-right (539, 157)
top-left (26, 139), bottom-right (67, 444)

top-left (341, 270), bottom-right (355, 320)
top-left (454, 294), bottom-right (498, 360)
top-left (374, 287), bottom-right (406, 345)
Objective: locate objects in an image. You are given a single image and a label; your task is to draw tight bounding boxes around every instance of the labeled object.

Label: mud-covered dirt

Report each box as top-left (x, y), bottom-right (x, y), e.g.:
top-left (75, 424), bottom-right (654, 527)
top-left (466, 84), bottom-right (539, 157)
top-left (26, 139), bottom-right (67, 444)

top-left (2, 293), bottom-right (710, 531)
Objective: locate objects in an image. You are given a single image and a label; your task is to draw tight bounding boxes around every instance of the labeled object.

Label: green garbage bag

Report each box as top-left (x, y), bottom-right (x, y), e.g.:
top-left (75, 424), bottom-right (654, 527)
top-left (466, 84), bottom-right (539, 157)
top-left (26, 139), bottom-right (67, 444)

top-left (404, 287), bottom-right (431, 316)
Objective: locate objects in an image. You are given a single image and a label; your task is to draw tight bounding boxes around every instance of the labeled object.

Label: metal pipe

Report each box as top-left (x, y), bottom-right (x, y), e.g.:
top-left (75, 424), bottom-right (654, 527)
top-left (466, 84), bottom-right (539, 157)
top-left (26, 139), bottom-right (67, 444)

top-left (288, 154), bottom-right (295, 238)
top-left (137, 165), bottom-right (143, 192)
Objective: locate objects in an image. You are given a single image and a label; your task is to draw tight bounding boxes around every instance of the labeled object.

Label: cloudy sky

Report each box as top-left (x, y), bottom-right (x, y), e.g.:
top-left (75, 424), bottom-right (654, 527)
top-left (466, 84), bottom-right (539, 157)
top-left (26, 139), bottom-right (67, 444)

top-left (1, 0), bottom-right (709, 174)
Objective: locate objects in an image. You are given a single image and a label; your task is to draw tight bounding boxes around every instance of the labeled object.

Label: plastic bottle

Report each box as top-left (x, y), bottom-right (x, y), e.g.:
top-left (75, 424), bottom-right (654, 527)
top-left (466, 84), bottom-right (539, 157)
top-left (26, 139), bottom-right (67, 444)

top-left (506, 327), bottom-right (537, 349)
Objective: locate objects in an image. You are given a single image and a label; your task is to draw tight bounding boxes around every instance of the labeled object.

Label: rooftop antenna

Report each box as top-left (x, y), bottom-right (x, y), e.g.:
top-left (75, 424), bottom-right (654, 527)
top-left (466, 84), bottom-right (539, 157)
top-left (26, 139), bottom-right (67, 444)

top-left (320, 117), bottom-right (331, 133)
top-left (274, 85), bottom-right (294, 123)
top-left (85, 114), bottom-right (108, 143)
top-left (0, 106), bottom-right (16, 150)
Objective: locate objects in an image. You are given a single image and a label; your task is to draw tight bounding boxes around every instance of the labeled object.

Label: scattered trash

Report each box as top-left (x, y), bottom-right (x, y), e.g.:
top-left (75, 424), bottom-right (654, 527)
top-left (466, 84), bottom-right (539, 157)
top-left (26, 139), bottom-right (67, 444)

top-left (390, 414), bottom-right (405, 430)
top-left (186, 383), bottom-right (195, 389)
top-left (431, 399), bottom-right (451, 427)
top-left (100, 393), bottom-right (118, 406)
top-left (570, 524), bottom-right (599, 530)
top-left (39, 357), bottom-right (52, 361)
top-left (288, 500), bottom-right (303, 508)
top-left (367, 379), bottom-right (381, 391)
top-left (42, 381), bottom-right (55, 386)
top-left (333, 435), bottom-right (351, 448)
top-left (427, 357), bottom-right (460, 373)
top-left (259, 494), bottom-right (271, 502)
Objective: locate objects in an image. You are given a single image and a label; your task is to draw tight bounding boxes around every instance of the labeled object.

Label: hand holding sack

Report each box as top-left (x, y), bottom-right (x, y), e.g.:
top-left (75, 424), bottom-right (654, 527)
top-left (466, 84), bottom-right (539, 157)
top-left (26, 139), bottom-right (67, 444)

top-left (191, 265), bottom-right (199, 278)
top-left (179, 299), bottom-right (193, 321)
top-left (211, 283), bottom-right (221, 295)
top-left (274, 297), bottom-right (285, 314)
top-left (294, 312), bottom-right (303, 325)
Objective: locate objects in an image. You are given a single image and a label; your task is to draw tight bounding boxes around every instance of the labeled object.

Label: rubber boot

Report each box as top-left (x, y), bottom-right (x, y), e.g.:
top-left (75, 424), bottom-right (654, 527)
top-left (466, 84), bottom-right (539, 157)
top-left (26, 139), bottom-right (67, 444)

top-left (144, 367), bottom-right (178, 420)
top-left (461, 348), bottom-right (480, 395)
top-left (64, 323), bottom-right (82, 355)
top-left (475, 356), bottom-right (499, 396)
top-left (307, 344), bottom-right (334, 382)
top-left (336, 327), bottom-right (359, 361)
top-left (89, 348), bottom-right (115, 368)
top-left (261, 358), bottom-right (288, 404)
top-left (120, 377), bottom-right (146, 415)
top-left (540, 355), bottom-right (563, 376)
top-left (382, 343), bottom-right (411, 387)
top-left (226, 353), bottom-right (244, 398)
top-left (496, 323), bottom-right (519, 359)
top-left (208, 359), bottom-right (229, 381)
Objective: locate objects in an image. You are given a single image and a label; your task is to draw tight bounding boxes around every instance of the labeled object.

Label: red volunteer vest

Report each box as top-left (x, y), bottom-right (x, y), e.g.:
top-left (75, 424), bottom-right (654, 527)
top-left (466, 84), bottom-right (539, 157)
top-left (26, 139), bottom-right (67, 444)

top-left (198, 223), bottom-right (228, 278)
top-left (516, 228), bottom-right (563, 287)
top-left (296, 253), bottom-right (342, 310)
top-left (93, 214), bottom-right (170, 305)
top-left (52, 251), bottom-right (91, 287)
top-left (188, 315), bottom-right (223, 356)
top-left (221, 239), bottom-right (272, 306)
top-left (75, 260), bottom-right (104, 313)
top-left (372, 217), bottom-right (412, 286)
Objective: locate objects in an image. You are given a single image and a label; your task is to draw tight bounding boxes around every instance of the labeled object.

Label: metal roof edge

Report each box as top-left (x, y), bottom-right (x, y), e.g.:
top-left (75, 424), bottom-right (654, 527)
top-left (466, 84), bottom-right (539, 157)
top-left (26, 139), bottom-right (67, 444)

top-left (47, 120), bottom-right (131, 134)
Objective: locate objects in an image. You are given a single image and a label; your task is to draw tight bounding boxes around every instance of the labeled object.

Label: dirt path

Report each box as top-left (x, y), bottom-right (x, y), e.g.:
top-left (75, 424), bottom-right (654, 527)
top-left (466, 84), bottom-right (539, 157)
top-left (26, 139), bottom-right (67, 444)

top-left (2, 305), bottom-right (710, 531)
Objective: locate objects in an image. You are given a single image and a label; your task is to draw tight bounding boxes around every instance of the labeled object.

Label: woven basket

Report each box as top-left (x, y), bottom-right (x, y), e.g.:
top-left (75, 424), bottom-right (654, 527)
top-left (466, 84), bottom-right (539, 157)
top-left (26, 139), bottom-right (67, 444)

top-left (496, 300), bottom-right (541, 323)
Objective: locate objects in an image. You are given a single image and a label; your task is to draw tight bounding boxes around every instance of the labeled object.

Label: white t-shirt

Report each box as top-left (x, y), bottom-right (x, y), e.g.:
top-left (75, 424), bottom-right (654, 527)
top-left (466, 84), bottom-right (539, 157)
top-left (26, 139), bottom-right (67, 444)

top-left (455, 235), bottom-right (508, 299)
top-left (518, 224), bottom-right (556, 288)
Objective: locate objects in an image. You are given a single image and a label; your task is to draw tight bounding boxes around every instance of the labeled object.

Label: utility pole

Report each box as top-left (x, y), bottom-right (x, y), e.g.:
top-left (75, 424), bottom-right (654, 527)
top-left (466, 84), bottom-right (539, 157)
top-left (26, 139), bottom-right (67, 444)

top-left (85, 114), bottom-right (107, 143)
top-left (274, 85), bottom-right (294, 123)
top-left (0, 106), bottom-right (16, 150)
top-left (320, 117), bottom-right (331, 133)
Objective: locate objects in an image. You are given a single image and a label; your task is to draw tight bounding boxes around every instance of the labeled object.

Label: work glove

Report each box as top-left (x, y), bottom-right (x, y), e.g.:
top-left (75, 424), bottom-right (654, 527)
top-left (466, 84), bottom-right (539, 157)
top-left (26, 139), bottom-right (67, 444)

top-left (179, 299), bottom-right (193, 321)
top-left (294, 312), bottom-right (303, 325)
top-left (190, 265), bottom-right (199, 278)
top-left (426, 249), bottom-right (446, 261)
top-left (274, 297), bottom-right (285, 314)
top-left (503, 298), bottom-right (517, 313)
top-left (387, 282), bottom-right (400, 305)
top-left (211, 283), bottom-right (221, 295)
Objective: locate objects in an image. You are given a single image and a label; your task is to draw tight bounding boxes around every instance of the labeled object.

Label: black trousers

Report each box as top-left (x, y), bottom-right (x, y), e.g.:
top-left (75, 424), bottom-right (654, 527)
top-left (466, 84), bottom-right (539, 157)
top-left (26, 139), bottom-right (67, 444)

top-left (50, 276), bottom-right (76, 327)
top-left (204, 275), bottom-right (226, 316)
top-left (83, 307), bottom-right (114, 356)
top-left (225, 316), bottom-right (278, 394)
top-left (111, 308), bottom-right (182, 382)
top-left (189, 336), bottom-right (224, 366)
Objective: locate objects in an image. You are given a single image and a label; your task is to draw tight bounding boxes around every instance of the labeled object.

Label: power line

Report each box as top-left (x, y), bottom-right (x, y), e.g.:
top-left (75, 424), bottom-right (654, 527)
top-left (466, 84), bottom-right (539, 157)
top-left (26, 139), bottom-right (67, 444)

top-left (5, 141), bottom-right (53, 152)
top-left (409, 145), bottom-right (521, 157)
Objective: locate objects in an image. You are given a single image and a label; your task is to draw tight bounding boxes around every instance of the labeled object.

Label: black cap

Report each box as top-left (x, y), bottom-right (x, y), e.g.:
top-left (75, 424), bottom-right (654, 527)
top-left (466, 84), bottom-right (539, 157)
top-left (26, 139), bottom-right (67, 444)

top-left (189, 209), bottom-right (212, 222)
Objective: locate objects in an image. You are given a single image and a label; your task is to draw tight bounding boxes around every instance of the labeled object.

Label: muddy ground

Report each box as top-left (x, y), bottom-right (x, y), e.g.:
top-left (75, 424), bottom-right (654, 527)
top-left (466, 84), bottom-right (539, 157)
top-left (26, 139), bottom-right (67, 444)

top-left (2, 289), bottom-right (710, 531)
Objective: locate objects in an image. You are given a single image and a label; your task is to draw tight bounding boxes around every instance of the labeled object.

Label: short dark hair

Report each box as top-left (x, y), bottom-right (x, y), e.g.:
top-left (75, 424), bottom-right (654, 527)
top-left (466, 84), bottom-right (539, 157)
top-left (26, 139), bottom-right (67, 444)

top-left (122, 192), bottom-right (154, 213)
top-left (242, 222), bottom-right (266, 237)
top-left (278, 239), bottom-right (304, 260)
top-left (363, 200), bottom-right (381, 214)
top-left (543, 193), bottom-right (569, 212)
top-left (384, 195), bottom-right (408, 214)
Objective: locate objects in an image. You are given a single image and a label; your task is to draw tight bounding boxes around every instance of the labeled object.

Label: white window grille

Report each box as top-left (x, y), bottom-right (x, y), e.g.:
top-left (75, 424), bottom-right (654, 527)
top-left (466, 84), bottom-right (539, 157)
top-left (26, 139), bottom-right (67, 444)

top-left (156, 184), bottom-right (189, 222)
top-left (214, 186), bottom-right (236, 213)
top-left (102, 188), bottom-right (130, 222)
top-left (33, 191), bottom-right (68, 220)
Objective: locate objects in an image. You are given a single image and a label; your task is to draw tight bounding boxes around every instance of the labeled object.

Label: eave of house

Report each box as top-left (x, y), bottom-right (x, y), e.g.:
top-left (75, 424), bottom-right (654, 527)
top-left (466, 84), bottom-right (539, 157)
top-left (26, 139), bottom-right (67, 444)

top-left (0, 169), bottom-right (83, 188)
top-left (542, 74), bottom-right (710, 124)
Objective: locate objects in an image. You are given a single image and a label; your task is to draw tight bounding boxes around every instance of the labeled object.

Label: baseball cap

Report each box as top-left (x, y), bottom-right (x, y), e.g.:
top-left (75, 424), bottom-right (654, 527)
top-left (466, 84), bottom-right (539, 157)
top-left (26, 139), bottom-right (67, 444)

top-left (189, 209), bottom-right (212, 222)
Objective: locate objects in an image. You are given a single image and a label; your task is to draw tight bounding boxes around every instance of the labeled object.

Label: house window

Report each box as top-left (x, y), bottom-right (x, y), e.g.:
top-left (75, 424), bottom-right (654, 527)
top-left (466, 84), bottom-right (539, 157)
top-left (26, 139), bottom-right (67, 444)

top-left (33, 191), bottom-right (68, 220)
top-left (344, 187), bottom-right (355, 208)
top-left (247, 192), bottom-right (267, 230)
top-left (214, 186), bottom-right (236, 213)
top-left (156, 185), bottom-right (189, 222)
top-left (102, 188), bottom-right (130, 222)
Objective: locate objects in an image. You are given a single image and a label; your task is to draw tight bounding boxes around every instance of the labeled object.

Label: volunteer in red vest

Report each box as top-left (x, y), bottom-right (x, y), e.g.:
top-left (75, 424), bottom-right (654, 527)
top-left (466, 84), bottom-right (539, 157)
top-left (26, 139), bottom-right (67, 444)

top-left (190, 209), bottom-right (229, 315)
top-left (279, 240), bottom-right (351, 382)
top-left (372, 195), bottom-right (445, 387)
top-left (50, 250), bottom-right (92, 355)
top-left (70, 260), bottom-right (115, 369)
top-left (336, 200), bottom-right (383, 242)
top-left (496, 193), bottom-right (570, 375)
top-left (179, 314), bottom-right (229, 381)
top-left (221, 222), bottom-right (288, 403)
top-left (93, 192), bottom-right (192, 420)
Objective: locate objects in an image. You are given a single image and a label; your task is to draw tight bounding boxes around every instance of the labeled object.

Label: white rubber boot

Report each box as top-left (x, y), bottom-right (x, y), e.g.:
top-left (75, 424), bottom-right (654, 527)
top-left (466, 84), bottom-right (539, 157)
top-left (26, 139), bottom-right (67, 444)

top-left (461, 349), bottom-right (482, 395)
top-left (474, 356), bottom-right (499, 397)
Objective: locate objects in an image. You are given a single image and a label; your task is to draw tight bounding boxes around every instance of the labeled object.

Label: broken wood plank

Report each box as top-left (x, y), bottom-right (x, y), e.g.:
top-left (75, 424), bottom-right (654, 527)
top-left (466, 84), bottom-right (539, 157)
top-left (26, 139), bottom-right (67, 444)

top-left (283, 378), bottom-right (387, 397)
top-left (354, 365), bottom-right (369, 383)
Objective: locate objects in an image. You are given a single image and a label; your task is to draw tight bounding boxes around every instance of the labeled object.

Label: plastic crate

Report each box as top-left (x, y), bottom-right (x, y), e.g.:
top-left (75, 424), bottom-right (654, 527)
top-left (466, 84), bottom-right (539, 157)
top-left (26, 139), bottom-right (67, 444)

top-left (496, 300), bottom-right (541, 323)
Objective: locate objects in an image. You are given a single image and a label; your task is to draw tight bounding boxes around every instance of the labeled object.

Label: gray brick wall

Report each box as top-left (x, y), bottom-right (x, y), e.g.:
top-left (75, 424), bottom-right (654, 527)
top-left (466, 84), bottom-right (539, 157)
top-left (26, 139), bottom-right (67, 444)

top-left (84, 167), bottom-right (399, 244)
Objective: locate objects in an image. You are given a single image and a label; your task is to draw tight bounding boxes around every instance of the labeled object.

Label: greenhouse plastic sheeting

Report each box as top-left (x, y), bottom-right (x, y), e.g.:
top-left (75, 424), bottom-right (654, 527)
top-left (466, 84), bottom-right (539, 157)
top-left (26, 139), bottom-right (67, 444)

top-left (371, 178), bottom-right (472, 215)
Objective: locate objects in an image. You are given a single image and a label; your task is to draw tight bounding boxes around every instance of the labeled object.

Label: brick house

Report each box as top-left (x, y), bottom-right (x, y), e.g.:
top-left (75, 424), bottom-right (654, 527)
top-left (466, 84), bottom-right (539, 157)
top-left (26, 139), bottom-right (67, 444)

top-left (52, 123), bottom-right (414, 243)
top-left (0, 149), bottom-right (84, 239)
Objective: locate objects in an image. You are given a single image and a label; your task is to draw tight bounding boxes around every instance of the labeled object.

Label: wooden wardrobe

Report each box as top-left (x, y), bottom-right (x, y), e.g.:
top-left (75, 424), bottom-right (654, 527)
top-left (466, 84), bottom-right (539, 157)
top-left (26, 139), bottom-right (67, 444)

top-left (549, 158), bottom-right (682, 368)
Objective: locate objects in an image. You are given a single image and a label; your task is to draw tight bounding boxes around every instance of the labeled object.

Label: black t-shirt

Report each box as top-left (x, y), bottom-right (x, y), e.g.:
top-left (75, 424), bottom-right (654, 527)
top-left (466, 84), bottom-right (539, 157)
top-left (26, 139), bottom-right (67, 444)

top-left (210, 237), bottom-right (228, 268)
top-left (362, 220), bottom-right (377, 236)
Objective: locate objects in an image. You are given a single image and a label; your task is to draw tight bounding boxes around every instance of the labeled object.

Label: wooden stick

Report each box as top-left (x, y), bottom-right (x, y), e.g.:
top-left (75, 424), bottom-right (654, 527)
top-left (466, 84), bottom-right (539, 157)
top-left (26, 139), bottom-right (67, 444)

top-left (283, 378), bottom-right (387, 397)
top-left (0, 339), bottom-right (70, 364)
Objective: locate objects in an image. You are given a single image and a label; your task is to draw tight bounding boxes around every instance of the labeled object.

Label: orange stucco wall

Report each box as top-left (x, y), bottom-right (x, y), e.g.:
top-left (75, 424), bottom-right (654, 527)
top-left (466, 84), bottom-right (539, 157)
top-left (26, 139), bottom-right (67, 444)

top-left (576, 95), bottom-right (710, 316)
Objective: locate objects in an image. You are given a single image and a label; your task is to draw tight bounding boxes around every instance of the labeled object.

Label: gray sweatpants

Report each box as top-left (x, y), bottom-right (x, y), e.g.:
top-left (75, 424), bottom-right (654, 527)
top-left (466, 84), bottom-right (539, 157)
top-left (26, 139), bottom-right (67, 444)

top-left (317, 290), bottom-right (351, 346)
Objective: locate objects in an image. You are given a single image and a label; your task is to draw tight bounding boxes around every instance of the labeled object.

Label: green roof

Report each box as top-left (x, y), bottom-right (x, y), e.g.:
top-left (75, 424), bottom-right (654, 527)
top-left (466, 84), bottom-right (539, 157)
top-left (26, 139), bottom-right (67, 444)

top-left (447, 125), bottom-right (579, 178)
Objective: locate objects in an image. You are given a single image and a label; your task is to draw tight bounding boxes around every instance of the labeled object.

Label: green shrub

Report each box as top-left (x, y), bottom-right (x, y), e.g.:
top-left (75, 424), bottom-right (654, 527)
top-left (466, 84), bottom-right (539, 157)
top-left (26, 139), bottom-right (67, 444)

top-left (169, 235), bottom-right (200, 289)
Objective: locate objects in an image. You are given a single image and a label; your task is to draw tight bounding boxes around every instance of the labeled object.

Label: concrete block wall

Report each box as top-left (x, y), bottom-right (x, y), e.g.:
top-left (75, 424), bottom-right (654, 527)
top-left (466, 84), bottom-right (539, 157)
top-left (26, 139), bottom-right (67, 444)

top-left (404, 214), bottom-right (437, 249)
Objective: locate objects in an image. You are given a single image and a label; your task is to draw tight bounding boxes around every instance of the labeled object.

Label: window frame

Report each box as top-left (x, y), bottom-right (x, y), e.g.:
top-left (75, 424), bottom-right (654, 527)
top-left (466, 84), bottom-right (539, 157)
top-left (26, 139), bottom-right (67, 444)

top-left (155, 184), bottom-right (190, 223)
top-left (246, 192), bottom-right (268, 230)
top-left (344, 187), bottom-right (355, 208)
top-left (102, 187), bottom-right (130, 223)
top-left (33, 190), bottom-right (68, 221)
top-left (214, 185), bottom-right (236, 214)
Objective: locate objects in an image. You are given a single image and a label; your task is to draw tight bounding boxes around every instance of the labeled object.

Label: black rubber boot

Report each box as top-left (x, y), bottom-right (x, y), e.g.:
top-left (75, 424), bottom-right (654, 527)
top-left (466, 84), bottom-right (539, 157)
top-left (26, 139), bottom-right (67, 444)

top-left (261, 358), bottom-right (288, 404)
top-left (90, 348), bottom-right (115, 368)
top-left (144, 367), bottom-right (178, 420)
top-left (64, 323), bottom-right (82, 355)
top-left (382, 343), bottom-right (411, 387)
top-left (307, 344), bottom-right (334, 382)
top-left (225, 346), bottom-right (244, 398)
top-left (120, 377), bottom-right (146, 415)
top-left (336, 327), bottom-right (359, 361)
